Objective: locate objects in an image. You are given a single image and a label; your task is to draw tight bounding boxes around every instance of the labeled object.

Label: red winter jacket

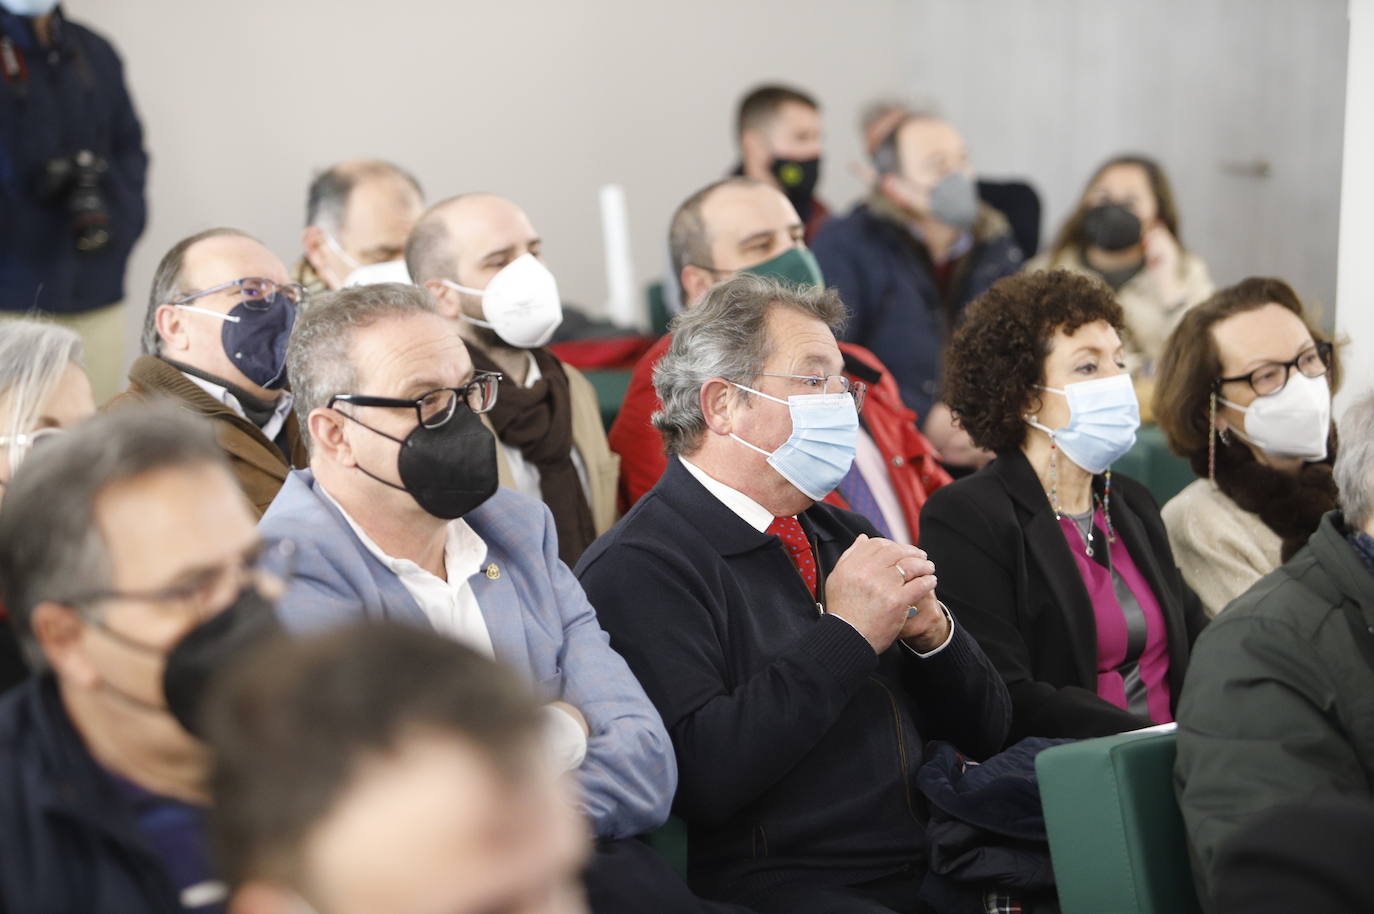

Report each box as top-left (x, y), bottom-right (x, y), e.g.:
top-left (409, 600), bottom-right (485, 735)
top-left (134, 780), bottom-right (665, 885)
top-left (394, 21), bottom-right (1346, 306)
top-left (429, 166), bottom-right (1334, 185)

top-left (606, 335), bottom-right (950, 542)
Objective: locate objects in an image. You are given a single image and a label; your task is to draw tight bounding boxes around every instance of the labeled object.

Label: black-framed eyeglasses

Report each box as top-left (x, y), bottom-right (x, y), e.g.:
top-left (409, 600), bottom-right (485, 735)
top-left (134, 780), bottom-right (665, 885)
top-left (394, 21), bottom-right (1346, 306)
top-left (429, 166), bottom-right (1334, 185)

top-left (1214, 340), bottom-right (1333, 397)
top-left (754, 372), bottom-right (868, 412)
top-left (169, 277), bottom-right (308, 311)
top-left (62, 539), bottom-right (296, 619)
top-left (328, 371), bottom-right (503, 428)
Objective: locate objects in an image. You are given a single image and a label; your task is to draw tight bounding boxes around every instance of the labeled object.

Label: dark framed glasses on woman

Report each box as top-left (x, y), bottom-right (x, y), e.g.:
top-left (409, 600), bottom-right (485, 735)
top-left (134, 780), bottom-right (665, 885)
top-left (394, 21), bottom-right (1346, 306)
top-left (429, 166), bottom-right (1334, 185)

top-left (328, 371), bottom-right (503, 428)
top-left (1215, 340), bottom-right (1333, 397)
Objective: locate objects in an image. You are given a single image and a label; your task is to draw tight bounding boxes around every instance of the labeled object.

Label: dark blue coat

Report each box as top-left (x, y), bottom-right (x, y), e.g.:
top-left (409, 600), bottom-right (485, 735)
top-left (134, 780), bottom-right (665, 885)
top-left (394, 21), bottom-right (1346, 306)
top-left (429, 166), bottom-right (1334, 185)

top-left (0, 7), bottom-right (147, 314)
top-left (0, 675), bottom-right (186, 913)
top-left (811, 202), bottom-right (1022, 418)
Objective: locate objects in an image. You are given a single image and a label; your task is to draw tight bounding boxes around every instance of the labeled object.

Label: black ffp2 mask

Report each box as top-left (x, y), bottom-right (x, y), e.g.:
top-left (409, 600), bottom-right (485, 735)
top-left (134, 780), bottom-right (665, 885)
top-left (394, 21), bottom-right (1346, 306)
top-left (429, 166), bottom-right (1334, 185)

top-left (770, 156), bottom-right (821, 224)
top-left (1080, 203), bottom-right (1143, 252)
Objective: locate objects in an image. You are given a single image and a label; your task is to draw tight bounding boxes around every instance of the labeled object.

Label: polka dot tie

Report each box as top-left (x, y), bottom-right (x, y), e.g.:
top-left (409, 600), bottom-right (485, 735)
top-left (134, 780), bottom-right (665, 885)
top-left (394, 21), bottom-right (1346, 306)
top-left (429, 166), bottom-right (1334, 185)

top-left (767, 515), bottom-right (817, 598)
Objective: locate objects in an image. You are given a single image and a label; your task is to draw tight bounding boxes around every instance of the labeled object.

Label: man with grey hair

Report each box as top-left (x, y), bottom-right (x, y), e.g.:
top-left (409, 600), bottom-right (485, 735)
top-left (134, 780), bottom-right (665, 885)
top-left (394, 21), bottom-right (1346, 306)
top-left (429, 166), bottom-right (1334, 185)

top-left (109, 227), bottom-right (308, 516)
top-left (577, 273), bottom-right (1010, 913)
top-left (1176, 391), bottom-right (1374, 906)
top-left (294, 159), bottom-right (425, 294)
top-left (0, 403), bottom-right (287, 912)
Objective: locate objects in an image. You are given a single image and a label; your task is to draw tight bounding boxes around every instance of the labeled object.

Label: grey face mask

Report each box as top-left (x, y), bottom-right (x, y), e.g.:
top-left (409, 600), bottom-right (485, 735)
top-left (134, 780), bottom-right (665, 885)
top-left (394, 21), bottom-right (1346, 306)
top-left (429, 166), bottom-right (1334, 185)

top-left (928, 172), bottom-right (979, 232)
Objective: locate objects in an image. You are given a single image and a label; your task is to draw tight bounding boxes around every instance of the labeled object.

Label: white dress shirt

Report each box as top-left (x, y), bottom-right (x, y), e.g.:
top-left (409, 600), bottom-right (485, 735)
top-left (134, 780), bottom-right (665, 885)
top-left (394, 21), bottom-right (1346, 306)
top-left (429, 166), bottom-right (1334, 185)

top-left (179, 371), bottom-right (295, 442)
top-left (500, 352), bottom-right (592, 502)
top-left (678, 456), bottom-right (953, 657)
top-left (316, 483), bottom-right (590, 770)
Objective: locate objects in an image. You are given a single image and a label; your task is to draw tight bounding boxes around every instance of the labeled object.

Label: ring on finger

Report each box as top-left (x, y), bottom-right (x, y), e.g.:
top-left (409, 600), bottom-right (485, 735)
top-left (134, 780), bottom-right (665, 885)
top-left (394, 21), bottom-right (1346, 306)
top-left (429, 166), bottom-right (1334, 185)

top-left (895, 562), bottom-right (907, 583)
top-left (906, 605), bottom-right (921, 618)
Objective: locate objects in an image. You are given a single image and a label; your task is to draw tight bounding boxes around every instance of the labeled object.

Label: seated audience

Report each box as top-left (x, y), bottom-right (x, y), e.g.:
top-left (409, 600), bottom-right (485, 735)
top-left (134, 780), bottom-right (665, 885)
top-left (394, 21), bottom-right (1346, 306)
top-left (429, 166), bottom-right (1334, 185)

top-left (1154, 277), bottom-right (1339, 615)
top-left (206, 623), bottom-right (590, 914)
top-left (295, 159), bottom-right (425, 293)
top-left (920, 270), bottom-right (1206, 742)
top-left (0, 317), bottom-right (96, 689)
top-left (608, 176), bottom-right (951, 539)
top-left (1027, 155), bottom-right (1213, 381)
top-left (578, 274), bottom-right (1010, 913)
top-left (812, 110), bottom-right (1021, 469)
top-left (0, 405), bottom-right (286, 913)
top-left (734, 84), bottom-right (828, 241)
top-left (407, 195), bottom-right (619, 564)
top-left (111, 228), bottom-right (308, 516)
top-left (1175, 391), bottom-right (1374, 906)
top-left (257, 283), bottom-right (673, 842)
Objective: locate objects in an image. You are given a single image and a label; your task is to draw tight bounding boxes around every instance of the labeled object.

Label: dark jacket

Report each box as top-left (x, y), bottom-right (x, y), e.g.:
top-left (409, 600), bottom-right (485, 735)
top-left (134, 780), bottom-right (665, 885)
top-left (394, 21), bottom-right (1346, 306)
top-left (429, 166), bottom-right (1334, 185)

top-left (0, 8), bottom-right (147, 314)
top-left (810, 198), bottom-right (1022, 417)
top-left (919, 449), bottom-right (1208, 744)
top-left (105, 356), bottom-right (308, 517)
top-left (575, 458), bottom-right (1011, 902)
top-left (0, 675), bottom-right (185, 913)
top-left (1175, 511), bottom-right (1374, 908)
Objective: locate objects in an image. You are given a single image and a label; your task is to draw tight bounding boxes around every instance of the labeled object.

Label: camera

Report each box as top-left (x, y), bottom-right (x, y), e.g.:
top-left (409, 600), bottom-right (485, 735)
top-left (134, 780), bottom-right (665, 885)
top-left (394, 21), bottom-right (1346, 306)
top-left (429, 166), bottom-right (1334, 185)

top-left (36, 149), bottom-right (111, 253)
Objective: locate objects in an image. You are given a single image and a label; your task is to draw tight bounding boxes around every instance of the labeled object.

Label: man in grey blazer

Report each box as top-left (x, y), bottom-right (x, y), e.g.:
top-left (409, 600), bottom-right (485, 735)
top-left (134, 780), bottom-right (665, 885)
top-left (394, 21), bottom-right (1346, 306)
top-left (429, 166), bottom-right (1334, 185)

top-left (257, 281), bottom-right (675, 846)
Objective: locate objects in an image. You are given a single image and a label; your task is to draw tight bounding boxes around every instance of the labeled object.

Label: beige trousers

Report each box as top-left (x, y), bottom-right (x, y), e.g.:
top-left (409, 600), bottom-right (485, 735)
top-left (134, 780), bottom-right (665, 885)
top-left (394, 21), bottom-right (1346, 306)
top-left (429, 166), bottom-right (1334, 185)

top-left (45, 302), bottom-right (128, 405)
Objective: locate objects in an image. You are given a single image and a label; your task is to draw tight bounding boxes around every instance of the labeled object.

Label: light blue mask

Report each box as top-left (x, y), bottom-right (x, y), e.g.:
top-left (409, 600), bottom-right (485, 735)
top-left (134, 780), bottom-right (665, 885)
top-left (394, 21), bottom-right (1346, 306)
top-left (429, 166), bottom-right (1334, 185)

top-left (728, 383), bottom-right (858, 500)
top-left (1026, 373), bottom-right (1139, 474)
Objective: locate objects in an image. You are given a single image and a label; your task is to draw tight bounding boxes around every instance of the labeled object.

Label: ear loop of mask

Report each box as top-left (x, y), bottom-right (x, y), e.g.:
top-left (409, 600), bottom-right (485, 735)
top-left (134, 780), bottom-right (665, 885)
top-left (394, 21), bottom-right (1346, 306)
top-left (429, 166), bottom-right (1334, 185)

top-left (724, 381), bottom-right (792, 456)
top-left (440, 279), bottom-right (501, 330)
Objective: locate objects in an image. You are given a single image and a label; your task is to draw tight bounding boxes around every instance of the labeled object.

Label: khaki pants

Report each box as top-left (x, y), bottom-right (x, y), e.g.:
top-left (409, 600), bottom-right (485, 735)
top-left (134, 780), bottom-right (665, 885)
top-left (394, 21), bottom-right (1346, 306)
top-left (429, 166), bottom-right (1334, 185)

top-left (45, 302), bottom-right (128, 405)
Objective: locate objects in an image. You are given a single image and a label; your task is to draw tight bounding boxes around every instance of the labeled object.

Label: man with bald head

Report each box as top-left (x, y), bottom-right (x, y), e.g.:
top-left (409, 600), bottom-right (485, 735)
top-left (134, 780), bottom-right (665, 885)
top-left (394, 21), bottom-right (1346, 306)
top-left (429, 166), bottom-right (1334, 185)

top-left (406, 194), bottom-right (618, 566)
top-left (110, 228), bottom-right (307, 515)
top-left (295, 159), bottom-right (425, 293)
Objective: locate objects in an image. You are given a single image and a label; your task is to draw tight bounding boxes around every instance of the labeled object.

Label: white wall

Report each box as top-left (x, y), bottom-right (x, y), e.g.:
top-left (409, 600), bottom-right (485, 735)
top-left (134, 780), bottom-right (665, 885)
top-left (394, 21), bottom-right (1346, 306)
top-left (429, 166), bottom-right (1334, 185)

top-left (1336, 0), bottom-right (1374, 417)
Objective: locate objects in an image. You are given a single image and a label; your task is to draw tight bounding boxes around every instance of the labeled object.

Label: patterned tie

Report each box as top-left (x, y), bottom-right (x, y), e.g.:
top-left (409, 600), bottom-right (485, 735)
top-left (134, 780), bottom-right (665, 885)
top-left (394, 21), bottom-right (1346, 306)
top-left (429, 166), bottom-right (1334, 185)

top-left (767, 515), bottom-right (818, 597)
top-left (835, 463), bottom-right (894, 539)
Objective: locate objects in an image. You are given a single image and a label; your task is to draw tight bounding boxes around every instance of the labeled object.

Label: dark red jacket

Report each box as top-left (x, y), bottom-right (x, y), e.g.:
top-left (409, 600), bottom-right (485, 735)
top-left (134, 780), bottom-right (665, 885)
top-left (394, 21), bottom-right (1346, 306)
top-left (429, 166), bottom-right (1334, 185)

top-left (607, 335), bottom-right (950, 541)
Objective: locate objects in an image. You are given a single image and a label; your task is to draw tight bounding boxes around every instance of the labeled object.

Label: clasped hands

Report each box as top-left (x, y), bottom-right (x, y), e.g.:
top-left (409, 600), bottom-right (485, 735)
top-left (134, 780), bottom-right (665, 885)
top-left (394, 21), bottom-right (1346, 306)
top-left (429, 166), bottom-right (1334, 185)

top-left (825, 534), bottom-right (950, 655)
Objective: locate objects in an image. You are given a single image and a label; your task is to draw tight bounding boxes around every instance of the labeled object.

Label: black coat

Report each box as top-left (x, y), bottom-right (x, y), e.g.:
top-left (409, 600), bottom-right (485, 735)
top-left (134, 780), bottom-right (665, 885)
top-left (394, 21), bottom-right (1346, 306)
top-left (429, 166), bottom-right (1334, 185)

top-left (0, 675), bottom-right (185, 913)
top-left (919, 449), bottom-right (1207, 744)
top-left (576, 458), bottom-right (1011, 902)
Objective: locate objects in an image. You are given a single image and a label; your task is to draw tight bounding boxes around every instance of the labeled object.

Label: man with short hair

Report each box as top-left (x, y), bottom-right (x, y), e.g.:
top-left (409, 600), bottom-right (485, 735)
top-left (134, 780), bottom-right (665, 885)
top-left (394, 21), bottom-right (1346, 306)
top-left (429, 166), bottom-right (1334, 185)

top-left (407, 194), bottom-right (618, 565)
top-left (734, 84), bottom-right (827, 241)
top-left (578, 274), bottom-right (1010, 913)
top-left (608, 176), bottom-right (951, 542)
top-left (0, 404), bottom-right (286, 913)
top-left (110, 228), bottom-right (308, 516)
top-left (812, 113), bottom-right (1022, 468)
top-left (207, 623), bottom-right (590, 914)
top-left (295, 159), bottom-right (425, 294)
top-left (258, 282), bottom-right (672, 842)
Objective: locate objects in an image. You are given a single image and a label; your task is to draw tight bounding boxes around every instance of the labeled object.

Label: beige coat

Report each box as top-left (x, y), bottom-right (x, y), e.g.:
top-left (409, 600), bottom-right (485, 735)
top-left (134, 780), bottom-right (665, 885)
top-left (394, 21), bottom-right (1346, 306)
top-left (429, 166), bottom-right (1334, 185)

top-left (1161, 478), bottom-right (1282, 617)
top-left (1025, 246), bottom-right (1213, 370)
top-left (483, 362), bottom-right (620, 536)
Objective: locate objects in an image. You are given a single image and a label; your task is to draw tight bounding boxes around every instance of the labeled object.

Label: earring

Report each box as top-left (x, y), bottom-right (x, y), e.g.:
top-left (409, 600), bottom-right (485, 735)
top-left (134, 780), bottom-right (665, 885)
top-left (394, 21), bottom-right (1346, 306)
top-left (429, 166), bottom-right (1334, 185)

top-left (1208, 393), bottom-right (1219, 483)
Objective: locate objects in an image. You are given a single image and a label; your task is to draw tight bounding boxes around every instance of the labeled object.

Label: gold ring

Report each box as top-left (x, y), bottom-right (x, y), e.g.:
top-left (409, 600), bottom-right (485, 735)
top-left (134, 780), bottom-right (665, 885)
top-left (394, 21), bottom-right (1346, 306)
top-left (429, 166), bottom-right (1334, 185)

top-left (896, 563), bottom-right (907, 582)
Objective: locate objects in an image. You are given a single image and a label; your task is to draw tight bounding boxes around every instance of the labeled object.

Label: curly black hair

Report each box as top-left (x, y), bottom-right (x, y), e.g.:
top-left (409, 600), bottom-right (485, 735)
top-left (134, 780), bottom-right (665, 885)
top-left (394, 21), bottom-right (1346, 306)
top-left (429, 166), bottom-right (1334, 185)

top-left (943, 270), bottom-right (1125, 454)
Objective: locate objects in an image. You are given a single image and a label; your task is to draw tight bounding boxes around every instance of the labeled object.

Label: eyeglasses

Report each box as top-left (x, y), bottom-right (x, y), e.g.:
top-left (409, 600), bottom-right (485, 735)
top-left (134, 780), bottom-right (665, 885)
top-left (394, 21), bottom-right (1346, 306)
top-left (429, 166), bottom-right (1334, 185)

top-left (0, 426), bottom-right (65, 452)
top-left (1214, 340), bottom-right (1333, 397)
top-left (63, 539), bottom-right (296, 620)
top-left (328, 371), bottom-right (503, 428)
top-left (754, 372), bottom-right (867, 412)
top-left (169, 277), bottom-right (308, 311)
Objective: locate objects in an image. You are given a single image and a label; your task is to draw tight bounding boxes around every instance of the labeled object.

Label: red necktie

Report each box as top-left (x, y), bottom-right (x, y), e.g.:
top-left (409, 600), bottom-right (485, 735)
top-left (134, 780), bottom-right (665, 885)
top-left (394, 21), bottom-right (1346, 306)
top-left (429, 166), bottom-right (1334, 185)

top-left (767, 516), bottom-right (817, 598)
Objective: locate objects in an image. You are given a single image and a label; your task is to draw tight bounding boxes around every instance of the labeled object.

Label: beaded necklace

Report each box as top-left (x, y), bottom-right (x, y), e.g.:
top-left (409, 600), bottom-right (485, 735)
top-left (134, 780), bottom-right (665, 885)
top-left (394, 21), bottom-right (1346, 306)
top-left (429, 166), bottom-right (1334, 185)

top-left (1046, 439), bottom-right (1116, 558)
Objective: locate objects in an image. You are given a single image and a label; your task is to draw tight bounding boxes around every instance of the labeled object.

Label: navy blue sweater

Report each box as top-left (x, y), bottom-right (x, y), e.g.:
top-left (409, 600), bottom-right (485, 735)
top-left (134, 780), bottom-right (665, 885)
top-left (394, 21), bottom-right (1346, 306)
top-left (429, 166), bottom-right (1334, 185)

top-left (576, 458), bottom-right (1011, 902)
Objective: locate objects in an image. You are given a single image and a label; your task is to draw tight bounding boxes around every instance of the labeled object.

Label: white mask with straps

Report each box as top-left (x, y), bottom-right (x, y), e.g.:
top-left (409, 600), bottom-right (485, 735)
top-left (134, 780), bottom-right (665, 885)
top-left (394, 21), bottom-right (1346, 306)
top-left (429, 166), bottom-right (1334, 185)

top-left (442, 254), bottom-right (563, 349)
top-left (1221, 372), bottom-right (1331, 461)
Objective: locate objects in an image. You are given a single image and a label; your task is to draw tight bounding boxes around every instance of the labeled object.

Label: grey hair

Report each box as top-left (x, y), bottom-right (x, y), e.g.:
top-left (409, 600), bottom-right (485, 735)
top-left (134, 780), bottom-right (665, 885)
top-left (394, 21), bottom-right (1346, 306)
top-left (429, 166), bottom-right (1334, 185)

top-left (0, 318), bottom-right (84, 475)
top-left (652, 273), bottom-right (846, 457)
top-left (667, 177), bottom-right (769, 299)
top-left (287, 282), bottom-right (439, 453)
top-left (143, 227), bottom-right (255, 356)
top-left (306, 160), bottom-right (424, 233)
top-left (0, 404), bottom-right (226, 668)
top-left (1336, 393), bottom-right (1374, 530)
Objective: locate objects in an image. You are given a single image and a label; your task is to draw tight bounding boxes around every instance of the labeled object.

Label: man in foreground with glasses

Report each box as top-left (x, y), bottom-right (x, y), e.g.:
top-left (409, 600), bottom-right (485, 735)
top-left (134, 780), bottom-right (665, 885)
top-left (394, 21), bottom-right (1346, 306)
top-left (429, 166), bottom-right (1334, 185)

top-left (576, 274), bottom-right (1010, 914)
top-left (0, 404), bottom-right (286, 912)
top-left (110, 228), bottom-right (308, 516)
top-left (258, 283), bottom-right (704, 909)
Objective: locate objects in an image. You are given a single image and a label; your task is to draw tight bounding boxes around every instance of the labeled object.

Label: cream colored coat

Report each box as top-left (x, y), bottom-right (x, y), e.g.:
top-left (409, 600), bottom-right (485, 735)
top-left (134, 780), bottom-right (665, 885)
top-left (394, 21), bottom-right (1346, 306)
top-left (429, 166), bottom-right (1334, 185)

top-left (1161, 478), bottom-right (1282, 617)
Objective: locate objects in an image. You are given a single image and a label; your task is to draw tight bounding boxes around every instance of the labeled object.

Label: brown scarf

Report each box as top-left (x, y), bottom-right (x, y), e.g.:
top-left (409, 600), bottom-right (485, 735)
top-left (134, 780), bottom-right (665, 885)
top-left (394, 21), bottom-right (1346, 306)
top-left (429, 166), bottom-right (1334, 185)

top-left (1191, 432), bottom-right (1340, 561)
top-left (470, 347), bottom-right (596, 566)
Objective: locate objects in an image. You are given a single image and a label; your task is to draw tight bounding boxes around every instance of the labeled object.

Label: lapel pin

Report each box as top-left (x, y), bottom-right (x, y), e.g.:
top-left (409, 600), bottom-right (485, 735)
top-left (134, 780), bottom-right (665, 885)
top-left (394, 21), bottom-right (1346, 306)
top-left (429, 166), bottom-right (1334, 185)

top-left (486, 563), bottom-right (501, 580)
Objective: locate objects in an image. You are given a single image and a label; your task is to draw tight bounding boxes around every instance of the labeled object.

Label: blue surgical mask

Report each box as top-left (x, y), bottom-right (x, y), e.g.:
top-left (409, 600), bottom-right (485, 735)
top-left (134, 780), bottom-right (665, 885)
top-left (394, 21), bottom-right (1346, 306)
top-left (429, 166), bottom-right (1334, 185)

top-left (177, 292), bottom-right (297, 390)
top-left (727, 383), bottom-right (858, 500)
top-left (1026, 373), bottom-right (1139, 474)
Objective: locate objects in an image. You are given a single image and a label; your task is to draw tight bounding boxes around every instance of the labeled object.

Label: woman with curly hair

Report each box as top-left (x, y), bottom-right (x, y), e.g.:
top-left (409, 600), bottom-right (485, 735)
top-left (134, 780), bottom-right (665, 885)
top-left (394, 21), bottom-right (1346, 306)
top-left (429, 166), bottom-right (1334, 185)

top-left (920, 270), bottom-right (1207, 742)
top-left (1153, 278), bottom-right (1338, 617)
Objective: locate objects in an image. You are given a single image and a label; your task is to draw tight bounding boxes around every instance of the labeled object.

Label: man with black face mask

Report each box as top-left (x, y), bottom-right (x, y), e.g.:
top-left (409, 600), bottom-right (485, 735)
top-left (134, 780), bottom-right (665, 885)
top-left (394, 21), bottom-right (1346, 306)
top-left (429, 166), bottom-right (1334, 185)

top-left (0, 404), bottom-right (285, 913)
top-left (109, 227), bottom-right (308, 517)
top-left (735, 84), bottom-right (828, 241)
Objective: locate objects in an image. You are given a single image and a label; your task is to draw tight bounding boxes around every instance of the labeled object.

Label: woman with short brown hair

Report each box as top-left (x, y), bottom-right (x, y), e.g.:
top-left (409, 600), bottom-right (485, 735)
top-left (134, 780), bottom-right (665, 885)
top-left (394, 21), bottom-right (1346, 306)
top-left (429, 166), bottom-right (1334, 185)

top-left (1154, 277), bottom-right (1339, 616)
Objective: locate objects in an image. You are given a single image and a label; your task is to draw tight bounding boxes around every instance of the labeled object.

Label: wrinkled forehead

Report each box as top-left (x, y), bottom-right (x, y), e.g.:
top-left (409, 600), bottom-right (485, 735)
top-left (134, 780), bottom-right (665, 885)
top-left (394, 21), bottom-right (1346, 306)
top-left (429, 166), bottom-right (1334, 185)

top-left (349, 312), bottom-right (473, 396)
top-left (182, 235), bottom-right (289, 291)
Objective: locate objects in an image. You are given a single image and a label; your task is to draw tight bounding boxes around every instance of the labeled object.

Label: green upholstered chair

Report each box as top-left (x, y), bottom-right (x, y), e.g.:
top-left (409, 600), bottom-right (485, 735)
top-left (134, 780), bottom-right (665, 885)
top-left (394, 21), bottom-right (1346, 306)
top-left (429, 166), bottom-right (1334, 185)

top-left (1035, 727), bottom-right (1202, 914)
top-left (1116, 424), bottom-right (1195, 507)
